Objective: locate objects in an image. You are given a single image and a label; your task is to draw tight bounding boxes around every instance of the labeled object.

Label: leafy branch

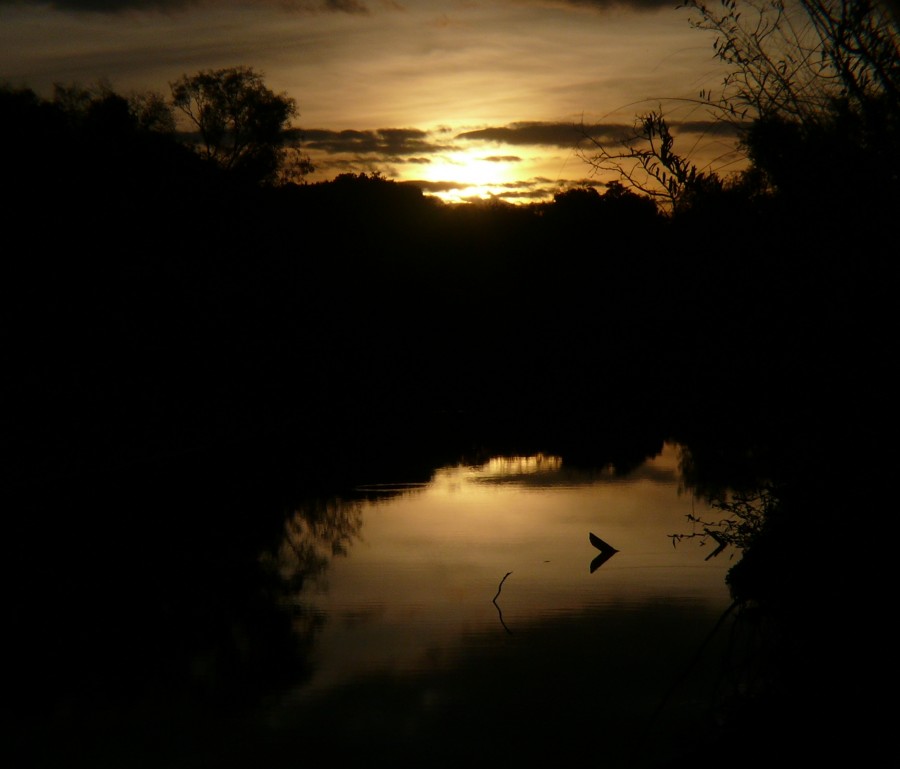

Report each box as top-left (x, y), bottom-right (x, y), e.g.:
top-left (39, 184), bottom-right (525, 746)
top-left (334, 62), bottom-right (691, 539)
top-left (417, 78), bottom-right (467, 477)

top-left (681, 0), bottom-right (900, 125)
top-left (670, 484), bottom-right (779, 556)
top-left (579, 111), bottom-right (724, 213)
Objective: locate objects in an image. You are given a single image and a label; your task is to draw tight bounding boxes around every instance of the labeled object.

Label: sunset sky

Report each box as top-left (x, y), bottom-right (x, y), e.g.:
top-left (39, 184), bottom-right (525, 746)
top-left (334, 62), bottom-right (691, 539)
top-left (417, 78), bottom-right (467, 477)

top-left (0, 0), bottom-right (747, 202)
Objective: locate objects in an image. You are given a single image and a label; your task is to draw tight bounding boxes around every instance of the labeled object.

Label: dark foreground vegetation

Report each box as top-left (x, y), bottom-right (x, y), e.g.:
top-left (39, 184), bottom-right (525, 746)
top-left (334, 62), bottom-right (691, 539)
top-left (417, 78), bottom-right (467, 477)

top-left (3, 77), bottom-right (893, 484)
top-left (4, 78), bottom-right (892, 462)
top-left (3, 3), bottom-right (897, 766)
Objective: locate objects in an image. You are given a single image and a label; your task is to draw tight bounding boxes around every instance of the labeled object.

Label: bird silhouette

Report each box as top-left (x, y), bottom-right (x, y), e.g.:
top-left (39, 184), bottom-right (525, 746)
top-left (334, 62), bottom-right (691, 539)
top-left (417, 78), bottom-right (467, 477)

top-left (589, 532), bottom-right (619, 573)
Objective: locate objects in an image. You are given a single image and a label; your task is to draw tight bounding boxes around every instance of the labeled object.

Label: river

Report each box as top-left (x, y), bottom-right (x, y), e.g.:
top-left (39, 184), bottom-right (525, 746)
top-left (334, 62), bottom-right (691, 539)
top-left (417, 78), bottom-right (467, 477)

top-left (10, 438), bottom-right (743, 769)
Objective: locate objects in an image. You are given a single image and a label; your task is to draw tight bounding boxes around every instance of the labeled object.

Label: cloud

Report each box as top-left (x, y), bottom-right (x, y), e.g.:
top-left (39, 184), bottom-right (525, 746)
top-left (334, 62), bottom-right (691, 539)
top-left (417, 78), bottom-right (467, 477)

top-left (0, 0), bottom-right (197, 9)
top-left (300, 128), bottom-right (451, 156)
top-left (673, 120), bottom-right (746, 138)
top-left (455, 119), bottom-right (743, 149)
top-left (0, 0), bottom-right (675, 12)
top-left (456, 121), bottom-right (629, 148)
top-left (406, 180), bottom-right (470, 194)
top-left (537, 0), bottom-right (676, 10)
top-left (0, 0), bottom-right (370, 13)
top-left (301, 0), bottom-right (370, 14)
top-left (483, 155), bottom-right (522, 163)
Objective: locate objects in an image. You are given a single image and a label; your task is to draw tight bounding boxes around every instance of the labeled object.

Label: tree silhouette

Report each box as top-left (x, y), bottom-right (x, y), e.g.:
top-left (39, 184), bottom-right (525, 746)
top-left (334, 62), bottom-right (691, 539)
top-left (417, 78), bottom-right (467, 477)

top-left (582, 0), bottom-right (900, 211)
top-left (580, 113), bottom-right (724, 212)
top-left (48, 79), bottom-right (176, 136)
top-left (686, 0), bottom-right (900, 204)
top-left (170, 66), bottom-right (312, 184)
top-left (128, 88), bottom-right (176, 134)
top-left (684, 0), bottom-right (899, 127)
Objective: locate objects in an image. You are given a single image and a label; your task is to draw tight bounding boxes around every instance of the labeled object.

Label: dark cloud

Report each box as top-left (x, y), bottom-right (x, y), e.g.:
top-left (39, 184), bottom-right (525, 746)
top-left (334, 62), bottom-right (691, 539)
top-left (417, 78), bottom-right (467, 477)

top-left (276, 0), bottom-right (373, 12)
top-left (493, 181), bottom-right (557, 200)
top-left (0, 0), bottom-right (197, 9)
top-left (406, 180), bottom-right (470, 194)
top-left (1, 0), bottom-right (677, 13)
top-left (500, 179), bottom-right (545, 190)
top-left (301, 128), bottom-right (449, 156)
top-left (544, 0), bottom-right (677, 10)
top-left (496, 188), bottom-right (550, 200)
top-left (0, 0), bottom-right (369, 13)
top-left (456, 119), bottom-right (743, 149)
top-left (457, 121), bottom-right (628, 148)
top-left (302, 122), bottom-right (659, 160)
top-left (673, 120), bottom-right (747, 137)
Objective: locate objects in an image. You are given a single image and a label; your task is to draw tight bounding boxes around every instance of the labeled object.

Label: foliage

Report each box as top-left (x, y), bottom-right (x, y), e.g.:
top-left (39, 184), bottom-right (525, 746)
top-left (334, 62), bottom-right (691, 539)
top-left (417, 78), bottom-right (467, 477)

top-left (51, 80), bottom-right (101, 117)
top-left (545, 181), bottom-right (663, 225)
top-left (580, 112), bottom-right (725, 213)
top-left (262, 498), bottom-right (363, 595)
top-left (669, 484), bottom-right (776, 555)
top-left (684, 0), bottom-right (900, 199)
top-left (51, 79), bottom-right (175, 133)
top-left (583, 0), bottom-right (900, 209)
top-left (683, 0), bottom-right (900, 125)
top-left (128, 89), bottom-right (176, 134)
top-left (275, 142), bottom-right (316, 186)
top-left (552, 184), bottom-right (602, 208)
top-left (52, 80), bottom-right (140, 139)
top-left (170, 66), bottom-right (312, 184)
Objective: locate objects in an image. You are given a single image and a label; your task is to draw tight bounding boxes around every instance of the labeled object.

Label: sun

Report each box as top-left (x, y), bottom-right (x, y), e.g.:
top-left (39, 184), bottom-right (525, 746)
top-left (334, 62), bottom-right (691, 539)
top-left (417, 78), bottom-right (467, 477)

top-left (418, 149), bottom-right (519, 202)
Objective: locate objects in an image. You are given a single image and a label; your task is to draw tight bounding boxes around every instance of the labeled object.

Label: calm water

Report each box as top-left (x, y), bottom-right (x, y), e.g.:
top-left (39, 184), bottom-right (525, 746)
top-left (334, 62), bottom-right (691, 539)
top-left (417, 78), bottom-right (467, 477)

top-left (252, 443), bottom-right (733, 768)
top-left (13, 441), bottom-right (737, 769)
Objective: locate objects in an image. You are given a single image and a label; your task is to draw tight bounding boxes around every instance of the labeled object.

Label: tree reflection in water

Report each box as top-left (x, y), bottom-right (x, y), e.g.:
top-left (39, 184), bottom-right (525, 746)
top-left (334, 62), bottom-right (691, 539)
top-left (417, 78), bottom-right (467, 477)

top-left (8, 463), bottom-right (372, 769)
top-left (261, 496), bottom-right (364, 637)
top-left (662, 438), bottom-right (893, 768)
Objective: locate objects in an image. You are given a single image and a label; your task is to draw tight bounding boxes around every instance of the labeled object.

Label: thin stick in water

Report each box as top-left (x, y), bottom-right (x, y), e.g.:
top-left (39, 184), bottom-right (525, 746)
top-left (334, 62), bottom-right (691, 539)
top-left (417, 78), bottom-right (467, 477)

top-left (493, 571), bottom-right (514, 635)
top-left (493, 571), bottom-right (513, 603)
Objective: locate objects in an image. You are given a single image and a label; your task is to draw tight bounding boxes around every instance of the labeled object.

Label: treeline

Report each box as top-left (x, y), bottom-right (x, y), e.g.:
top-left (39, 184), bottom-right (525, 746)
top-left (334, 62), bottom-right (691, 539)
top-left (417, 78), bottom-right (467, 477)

top-left (2, 79), bottom-right (893, 485)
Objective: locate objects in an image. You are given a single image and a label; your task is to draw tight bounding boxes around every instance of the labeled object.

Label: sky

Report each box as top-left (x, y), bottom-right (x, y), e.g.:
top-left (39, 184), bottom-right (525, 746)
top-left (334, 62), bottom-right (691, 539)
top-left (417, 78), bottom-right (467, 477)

top-left (0, 0), bottom-right (747, 203)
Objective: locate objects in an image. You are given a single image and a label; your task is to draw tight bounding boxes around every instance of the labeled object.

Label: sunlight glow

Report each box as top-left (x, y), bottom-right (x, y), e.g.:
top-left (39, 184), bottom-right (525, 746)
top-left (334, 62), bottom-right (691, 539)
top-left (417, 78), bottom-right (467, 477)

top-left (428, 454), bottom-right (564, 498)
top-left (420, 149), bottom-right (520, 203)
top-left (478, 454), bottom-right (563, 477)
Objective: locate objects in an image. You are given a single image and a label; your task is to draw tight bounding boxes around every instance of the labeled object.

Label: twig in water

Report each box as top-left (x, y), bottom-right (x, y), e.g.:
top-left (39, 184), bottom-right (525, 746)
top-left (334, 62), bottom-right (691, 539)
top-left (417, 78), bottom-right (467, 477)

top-left (493, 571), bottom-right (513, 603)
top-left (493, 571), bottom-right (513, 635)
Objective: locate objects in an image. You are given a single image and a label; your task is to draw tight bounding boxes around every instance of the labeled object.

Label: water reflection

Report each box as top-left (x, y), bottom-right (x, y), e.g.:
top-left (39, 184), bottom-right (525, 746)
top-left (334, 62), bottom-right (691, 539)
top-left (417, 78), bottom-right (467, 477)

top-left (257, 443), bottom-right (733, 768)
top-left (264, 497), bottom-right (364, 593)
top-left (11, 442), bottom-right (741, 769)
top-left (588, 531), bottom-right (620, 572)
